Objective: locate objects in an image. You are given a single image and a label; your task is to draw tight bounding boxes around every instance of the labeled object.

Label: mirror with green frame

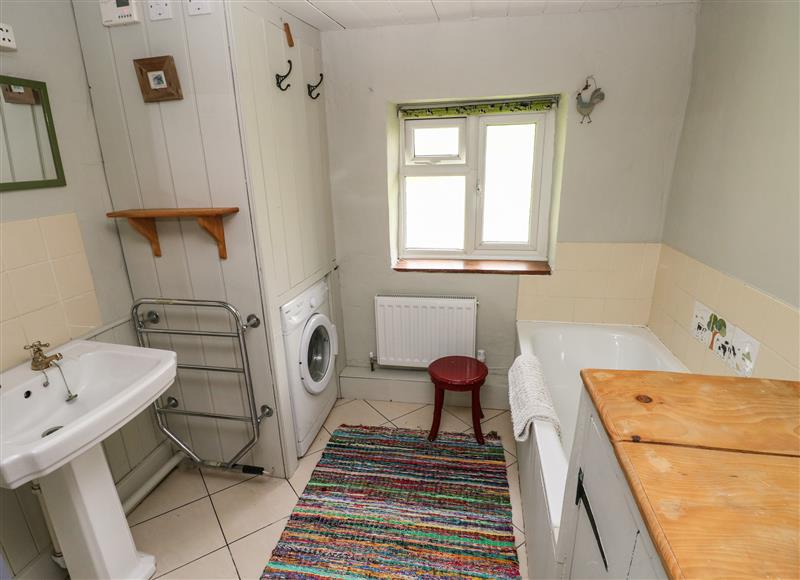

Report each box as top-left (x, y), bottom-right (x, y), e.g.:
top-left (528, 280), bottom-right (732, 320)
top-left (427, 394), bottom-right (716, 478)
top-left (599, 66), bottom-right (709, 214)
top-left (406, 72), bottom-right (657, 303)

top-left (0, 75), bottom-right (65, 192)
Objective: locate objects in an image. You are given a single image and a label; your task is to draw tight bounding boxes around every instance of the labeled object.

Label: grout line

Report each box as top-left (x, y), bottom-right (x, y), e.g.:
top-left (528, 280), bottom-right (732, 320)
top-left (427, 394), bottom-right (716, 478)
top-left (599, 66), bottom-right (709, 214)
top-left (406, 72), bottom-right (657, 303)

top-left (128, 493), bottom-right (208, 528)
top-left (153, 545), bottom-right (228, 579)
top-left (228, 516), bottom-right (289, 547)
top-left (225, 543), bottom-right (242, 580)
top-left (199, 469), bottom-right (233, 549)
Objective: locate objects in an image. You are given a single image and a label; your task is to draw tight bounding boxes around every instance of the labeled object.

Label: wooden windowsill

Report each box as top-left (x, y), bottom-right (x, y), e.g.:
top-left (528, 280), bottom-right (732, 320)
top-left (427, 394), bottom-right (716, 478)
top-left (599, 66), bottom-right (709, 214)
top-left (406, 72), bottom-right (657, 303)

top-left (393, 258), bottom-right (551, 275)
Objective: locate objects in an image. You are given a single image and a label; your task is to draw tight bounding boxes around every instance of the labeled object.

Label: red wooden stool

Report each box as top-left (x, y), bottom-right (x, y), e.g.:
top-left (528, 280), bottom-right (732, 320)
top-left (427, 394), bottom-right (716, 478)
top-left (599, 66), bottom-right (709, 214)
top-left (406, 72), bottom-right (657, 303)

top-left (427, 355), bottom-right (489, 445)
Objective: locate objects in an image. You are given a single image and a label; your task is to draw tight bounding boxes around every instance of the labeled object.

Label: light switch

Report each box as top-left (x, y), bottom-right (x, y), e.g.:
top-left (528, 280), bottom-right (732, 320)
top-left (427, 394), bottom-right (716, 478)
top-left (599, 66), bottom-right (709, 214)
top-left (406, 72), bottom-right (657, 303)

top-left (148, 1), bottom-right (172, 21)
top-left (186, 0), bottom-right (213, 16)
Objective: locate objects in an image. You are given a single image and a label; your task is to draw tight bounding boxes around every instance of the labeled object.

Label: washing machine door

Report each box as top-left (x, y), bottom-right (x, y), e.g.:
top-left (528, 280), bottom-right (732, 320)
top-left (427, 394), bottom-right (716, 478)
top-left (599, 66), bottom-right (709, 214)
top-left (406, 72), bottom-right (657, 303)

top-left (299, 313), bottom-right (337, 395)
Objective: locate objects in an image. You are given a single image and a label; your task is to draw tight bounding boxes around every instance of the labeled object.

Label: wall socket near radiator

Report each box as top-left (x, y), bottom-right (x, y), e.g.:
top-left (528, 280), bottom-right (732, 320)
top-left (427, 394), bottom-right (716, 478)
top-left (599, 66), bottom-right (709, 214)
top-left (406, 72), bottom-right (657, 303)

top-left (148, 2), bottom-right (173, 21)
top-left (0, 23), bottom-right (17, 51)
top-left (476, 349), bottom-right (486, 363)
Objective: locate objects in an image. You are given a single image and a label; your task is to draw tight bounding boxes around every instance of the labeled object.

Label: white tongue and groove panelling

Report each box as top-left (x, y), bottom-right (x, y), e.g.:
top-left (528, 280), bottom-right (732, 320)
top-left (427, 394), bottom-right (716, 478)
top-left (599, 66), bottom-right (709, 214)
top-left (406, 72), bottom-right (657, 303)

top-left (72, 1), bottom-right (283, 475)
top-left (270, 0), bottom-right (697, 31)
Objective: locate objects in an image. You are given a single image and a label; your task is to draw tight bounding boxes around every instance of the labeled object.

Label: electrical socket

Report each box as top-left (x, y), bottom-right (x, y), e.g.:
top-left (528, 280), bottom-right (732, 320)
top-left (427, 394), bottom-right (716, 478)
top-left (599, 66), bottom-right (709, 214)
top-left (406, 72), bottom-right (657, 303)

top-left (0, 23), bottom-right (17, 52)
top-left (186, 0), bottom-right (213, 16)
top-left (148, 1), bottom-right (173, 21)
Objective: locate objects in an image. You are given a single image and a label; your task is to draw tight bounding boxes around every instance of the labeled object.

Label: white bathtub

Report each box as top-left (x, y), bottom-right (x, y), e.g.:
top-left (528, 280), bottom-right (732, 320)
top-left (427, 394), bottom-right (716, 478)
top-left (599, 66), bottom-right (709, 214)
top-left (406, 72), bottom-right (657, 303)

top-left (514, 322), bottom-right (686, 578)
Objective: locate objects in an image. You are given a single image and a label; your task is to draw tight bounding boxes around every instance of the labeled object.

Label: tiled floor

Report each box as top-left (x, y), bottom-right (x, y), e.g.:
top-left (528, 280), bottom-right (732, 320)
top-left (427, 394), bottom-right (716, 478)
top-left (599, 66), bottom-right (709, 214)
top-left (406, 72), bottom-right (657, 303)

top-left (128, 399), bottom-right (527, 579)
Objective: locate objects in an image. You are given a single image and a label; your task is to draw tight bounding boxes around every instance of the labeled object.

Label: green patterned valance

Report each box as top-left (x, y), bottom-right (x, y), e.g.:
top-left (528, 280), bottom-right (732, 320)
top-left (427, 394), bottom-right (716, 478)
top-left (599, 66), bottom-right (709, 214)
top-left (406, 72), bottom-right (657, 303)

top-left (398, 96), bottom-right (558, 119)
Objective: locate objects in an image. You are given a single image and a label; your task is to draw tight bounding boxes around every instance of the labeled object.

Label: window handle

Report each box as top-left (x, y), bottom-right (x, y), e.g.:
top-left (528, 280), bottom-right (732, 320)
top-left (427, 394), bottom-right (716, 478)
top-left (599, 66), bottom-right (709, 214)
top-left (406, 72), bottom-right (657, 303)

top-left (575, 468), bottom-right (608, 571)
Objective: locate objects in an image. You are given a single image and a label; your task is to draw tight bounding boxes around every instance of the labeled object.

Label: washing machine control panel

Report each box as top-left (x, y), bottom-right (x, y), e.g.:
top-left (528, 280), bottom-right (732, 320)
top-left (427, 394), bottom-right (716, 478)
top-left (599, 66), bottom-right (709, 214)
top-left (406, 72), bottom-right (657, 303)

top-left (280, 280), bottom-right (329, 332)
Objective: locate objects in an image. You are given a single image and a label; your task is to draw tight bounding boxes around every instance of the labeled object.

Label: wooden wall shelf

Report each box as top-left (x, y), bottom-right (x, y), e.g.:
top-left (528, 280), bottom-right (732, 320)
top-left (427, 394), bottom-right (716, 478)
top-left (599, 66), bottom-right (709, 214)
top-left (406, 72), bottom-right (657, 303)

top-left (107, 208), bottom-right (239, 259)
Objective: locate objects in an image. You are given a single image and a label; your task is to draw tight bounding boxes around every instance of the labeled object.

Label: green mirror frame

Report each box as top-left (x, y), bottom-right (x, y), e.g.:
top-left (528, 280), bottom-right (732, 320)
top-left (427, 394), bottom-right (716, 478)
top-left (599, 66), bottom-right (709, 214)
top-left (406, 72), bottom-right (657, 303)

top-left (0, 75), bottom-right (66, 192)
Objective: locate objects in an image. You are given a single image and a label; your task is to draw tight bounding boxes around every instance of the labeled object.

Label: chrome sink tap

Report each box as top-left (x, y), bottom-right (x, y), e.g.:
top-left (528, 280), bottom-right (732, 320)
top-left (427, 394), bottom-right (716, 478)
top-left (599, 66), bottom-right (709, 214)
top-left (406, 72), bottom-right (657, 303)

top-left (24, 341), bottom-right (63, 371)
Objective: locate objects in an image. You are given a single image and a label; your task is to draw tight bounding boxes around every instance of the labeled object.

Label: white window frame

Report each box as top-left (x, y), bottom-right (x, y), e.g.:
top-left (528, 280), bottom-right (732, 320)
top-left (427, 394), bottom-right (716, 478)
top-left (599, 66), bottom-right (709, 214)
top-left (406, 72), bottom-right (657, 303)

top-left (399, 109), bottom-right (555, 261)
top-left (403, 117), bottom-right (466, 165)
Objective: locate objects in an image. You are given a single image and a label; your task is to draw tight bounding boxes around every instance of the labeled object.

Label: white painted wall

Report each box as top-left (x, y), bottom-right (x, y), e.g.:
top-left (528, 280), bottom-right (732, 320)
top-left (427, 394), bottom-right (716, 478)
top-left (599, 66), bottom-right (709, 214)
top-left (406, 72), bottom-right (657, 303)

top-left (662, 0), bottom-right (800, 308)
top-left (322, 4), bottom-right (696, 381)
top-left (72, 0), bottom-right (285, 479)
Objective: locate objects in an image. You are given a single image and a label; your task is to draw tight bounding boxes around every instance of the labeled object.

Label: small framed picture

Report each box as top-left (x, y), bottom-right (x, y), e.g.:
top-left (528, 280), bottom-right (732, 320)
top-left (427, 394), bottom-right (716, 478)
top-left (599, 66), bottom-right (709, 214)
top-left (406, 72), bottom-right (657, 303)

top-left (133, 55), bottom-right (182, 102)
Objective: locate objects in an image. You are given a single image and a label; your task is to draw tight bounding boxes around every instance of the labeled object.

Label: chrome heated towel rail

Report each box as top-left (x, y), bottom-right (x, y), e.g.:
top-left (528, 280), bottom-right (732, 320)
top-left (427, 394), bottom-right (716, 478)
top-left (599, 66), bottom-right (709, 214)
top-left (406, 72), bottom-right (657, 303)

top-left (132, 298), bottom-right (272, 474)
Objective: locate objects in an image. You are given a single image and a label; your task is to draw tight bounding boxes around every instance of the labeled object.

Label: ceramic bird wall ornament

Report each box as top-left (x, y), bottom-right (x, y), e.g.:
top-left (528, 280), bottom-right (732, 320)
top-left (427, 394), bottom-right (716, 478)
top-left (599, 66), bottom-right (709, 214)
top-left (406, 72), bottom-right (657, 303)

top-left (576, 76), bottom-right (605, 124)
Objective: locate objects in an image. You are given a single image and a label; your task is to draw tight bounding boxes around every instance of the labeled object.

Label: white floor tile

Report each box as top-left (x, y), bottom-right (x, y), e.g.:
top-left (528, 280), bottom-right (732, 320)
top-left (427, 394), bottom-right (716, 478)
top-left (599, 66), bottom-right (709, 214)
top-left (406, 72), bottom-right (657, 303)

top-left (229, 517), bottom-right (288, 579)
top-left (507, 462), bottom-right (524, 531)
top-left (130, 498), bottom-right (225, 578)
top-left (211, 476), bottom-right (297, 542)
top-left (333, 398), bottom-right (352, 407)
top-left (306, 426), bottom-right (331, 455)
top-left (366, 400), bottom-right (426, 420)
top-left (159, 547), bottom-right (238, 579)
top-left (482, 411), bottom-right (518, 456)
top-left (323, 399), bottom-right (387, 432)
top-left (288, 450), bottom-right (323, 496)
top-left (128, 465), bottom-right (207, 526)
top-left (200, 467), bottom-right (257, 495)
top-left (518, 542), bottom-right (529, 579)
top-left (392, 405), bottom-right (469, 433)
top-left (445, 404), bottom-right (506, 426)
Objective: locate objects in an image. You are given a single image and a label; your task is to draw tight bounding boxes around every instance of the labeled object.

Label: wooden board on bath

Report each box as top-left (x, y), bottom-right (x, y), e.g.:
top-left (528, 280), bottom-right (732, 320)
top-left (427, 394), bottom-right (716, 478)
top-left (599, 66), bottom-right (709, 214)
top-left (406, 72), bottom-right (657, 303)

top-left (615, 442), bottom-right (800, 580)
top-left (580, 370), bottom-right (800, 457)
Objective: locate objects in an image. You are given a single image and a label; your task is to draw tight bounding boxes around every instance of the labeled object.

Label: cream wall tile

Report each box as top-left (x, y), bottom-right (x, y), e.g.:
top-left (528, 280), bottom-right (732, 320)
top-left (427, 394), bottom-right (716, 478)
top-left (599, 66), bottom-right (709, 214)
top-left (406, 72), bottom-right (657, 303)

top-left (573, 298), bottom-right (604, 323)
top-left (683, 336), bottom-right (707, 373)
top-left (1, 274), bottom-right (18, 320)
top-left (7, 263), bottom-right (60, 315)
top-left (0, 215), bottom-right (102, 371)
top-left (754, 346), bottom-right (800, 381)
top-left (648, 245), bottom-right (800, 380)
top-left (0, 320), bottom-right (27, 369)
top-left (606, 244), bottom-right (645, 272)
top-left (39, 214), bottom-right (84, 258)
top-left (530, 296), bottom-right (574, 322)
top-left (0, 219), bottom-right (48, 271)
top-left (518, 276), bottom-right (543, 297)
top-left (63, 293), bottom-right (102, 329)
top-left (52, 254), bottom-right (95, 299)
top-left (20, 304), bottom-right (70, 347)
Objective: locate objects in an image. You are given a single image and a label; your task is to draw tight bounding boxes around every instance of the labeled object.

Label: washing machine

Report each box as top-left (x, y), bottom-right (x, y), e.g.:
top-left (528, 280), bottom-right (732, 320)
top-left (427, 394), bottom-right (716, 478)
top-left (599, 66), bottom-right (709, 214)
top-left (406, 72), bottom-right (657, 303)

top-left (280, 278), bottom-right (338, 457)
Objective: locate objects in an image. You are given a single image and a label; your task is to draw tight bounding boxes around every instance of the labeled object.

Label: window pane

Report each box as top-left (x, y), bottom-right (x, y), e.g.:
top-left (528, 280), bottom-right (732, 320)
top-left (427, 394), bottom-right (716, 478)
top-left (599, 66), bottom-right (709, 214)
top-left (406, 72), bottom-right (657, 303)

top-left (481, 123), bottom-right (536, 244)
top-left (405, 176), bottom-right (465, 250)
top-left (414, 126), bottom-right (460, 157)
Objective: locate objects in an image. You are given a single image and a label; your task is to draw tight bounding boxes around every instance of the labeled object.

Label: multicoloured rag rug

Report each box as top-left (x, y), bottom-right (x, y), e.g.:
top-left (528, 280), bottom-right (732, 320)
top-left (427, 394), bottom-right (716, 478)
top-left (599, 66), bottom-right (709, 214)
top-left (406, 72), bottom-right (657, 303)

top-left (263, 425), bottom-right (520, 579)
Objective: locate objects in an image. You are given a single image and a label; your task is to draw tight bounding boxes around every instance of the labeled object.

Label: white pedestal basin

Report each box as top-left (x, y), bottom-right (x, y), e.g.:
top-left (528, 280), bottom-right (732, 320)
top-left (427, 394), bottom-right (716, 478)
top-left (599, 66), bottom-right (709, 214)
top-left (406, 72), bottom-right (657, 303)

top-left (0, 340), bottom-right (176, 579)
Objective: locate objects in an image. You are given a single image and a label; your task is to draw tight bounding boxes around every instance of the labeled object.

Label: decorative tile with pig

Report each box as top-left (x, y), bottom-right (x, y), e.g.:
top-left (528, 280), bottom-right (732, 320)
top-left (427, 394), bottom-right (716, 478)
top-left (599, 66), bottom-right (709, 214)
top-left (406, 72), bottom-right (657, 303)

top-left (692, 301), bottom-right (760, 376)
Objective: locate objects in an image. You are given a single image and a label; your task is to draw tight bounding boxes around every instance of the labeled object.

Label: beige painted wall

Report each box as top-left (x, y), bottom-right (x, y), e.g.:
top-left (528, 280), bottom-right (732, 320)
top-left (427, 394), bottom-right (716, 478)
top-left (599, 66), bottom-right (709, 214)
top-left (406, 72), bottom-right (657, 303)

top-left (662, 0), bottom-right (800, 307)
top-left (322, 4), bottom-right (696, 380)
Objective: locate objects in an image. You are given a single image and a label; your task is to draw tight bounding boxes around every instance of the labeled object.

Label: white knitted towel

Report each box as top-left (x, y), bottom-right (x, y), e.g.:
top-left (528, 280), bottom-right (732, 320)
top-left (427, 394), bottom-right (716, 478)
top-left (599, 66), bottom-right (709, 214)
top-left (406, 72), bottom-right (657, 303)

top-left (508, 354), bottom-right (561, 442)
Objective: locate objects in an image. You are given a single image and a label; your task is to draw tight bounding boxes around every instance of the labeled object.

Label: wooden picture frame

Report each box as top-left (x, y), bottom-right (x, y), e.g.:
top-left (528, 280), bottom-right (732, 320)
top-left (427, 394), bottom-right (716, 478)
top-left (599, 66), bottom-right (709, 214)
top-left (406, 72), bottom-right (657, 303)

top-left (133, 55), bottom-right (183, 103)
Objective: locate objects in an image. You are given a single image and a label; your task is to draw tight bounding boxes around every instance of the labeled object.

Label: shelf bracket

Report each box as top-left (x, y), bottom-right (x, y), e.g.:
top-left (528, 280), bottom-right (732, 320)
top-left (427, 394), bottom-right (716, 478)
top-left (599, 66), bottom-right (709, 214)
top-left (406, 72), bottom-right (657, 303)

top-left (127, 217), bottom-right (161, 257)
top-left (196, 215), bottom-right (228, 259)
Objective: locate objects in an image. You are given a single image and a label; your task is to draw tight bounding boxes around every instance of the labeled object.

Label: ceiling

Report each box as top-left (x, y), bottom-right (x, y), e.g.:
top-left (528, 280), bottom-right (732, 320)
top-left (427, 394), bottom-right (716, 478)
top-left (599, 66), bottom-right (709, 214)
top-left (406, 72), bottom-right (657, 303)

top-left (270, 0), bottom-right (696, 31)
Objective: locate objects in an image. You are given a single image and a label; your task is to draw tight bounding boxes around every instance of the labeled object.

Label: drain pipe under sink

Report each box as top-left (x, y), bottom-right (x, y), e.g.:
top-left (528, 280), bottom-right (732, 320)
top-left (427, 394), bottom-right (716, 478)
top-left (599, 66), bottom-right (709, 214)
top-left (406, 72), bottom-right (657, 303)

top-left (121, 452), bottom-right (185, 515)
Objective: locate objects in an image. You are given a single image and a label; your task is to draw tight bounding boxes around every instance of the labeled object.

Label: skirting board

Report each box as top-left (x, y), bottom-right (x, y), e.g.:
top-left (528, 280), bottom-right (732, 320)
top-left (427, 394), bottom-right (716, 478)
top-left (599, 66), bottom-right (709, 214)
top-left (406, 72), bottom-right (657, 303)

top-left (339, 366), bottom-right (510, 410)
top-left (14, 551), bottom-right (64, 580)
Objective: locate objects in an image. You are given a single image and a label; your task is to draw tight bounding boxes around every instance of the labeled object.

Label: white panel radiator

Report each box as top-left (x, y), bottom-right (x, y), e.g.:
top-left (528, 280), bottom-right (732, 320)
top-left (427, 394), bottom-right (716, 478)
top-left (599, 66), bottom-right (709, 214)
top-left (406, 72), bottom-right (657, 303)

top-left (374, 295), bottom-right (477, 368)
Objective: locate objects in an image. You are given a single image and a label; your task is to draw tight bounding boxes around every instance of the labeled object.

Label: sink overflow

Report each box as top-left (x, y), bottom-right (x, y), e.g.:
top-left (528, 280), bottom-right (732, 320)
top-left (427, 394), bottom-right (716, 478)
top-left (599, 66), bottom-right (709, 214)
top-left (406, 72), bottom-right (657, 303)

top-left (41, 426), bottom-right (63, 438)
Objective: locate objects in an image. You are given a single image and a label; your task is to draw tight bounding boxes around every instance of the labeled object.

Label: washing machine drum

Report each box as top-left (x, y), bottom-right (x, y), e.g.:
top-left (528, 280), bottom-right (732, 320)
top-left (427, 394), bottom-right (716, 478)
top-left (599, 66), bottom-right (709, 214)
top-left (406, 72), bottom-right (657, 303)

top-left (299, 313), bottom-right (337, 395)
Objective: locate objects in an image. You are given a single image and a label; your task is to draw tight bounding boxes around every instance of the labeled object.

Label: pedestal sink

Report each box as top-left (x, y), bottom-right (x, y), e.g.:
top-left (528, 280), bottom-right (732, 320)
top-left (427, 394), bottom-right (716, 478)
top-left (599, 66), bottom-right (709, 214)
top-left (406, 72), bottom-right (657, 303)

top-left (0, 340), bottom-right (176, 579)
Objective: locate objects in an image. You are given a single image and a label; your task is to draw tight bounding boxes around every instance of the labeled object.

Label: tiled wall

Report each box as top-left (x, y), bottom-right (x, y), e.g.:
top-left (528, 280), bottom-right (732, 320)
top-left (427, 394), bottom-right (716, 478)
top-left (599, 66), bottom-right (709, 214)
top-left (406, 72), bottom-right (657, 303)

top-left (517, 243), bottom-right (660, 324)
top-left (0, 213), bottom-right (103, 370)
top-left (649, 245), bottom-right (800, 380)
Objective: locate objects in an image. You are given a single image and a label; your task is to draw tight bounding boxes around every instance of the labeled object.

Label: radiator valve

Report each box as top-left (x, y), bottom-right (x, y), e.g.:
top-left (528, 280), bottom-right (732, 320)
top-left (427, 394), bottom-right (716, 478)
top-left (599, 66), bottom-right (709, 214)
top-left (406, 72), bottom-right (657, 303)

top-left (369, 352), bottom-right (377, 372)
